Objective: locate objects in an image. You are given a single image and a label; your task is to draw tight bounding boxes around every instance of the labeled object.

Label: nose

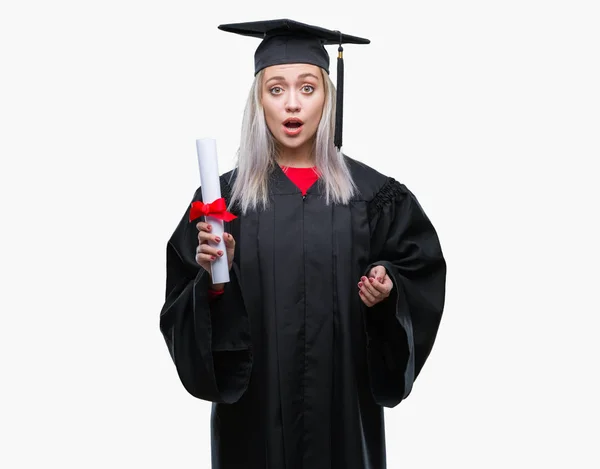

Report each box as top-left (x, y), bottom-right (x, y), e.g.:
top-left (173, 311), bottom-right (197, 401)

top-left (285, 91), bottom-right (301, 113)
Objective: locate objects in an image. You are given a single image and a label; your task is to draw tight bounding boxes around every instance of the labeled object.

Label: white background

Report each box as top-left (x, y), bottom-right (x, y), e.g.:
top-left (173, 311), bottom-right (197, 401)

top-left (1, 0), bottom-right (599, 468)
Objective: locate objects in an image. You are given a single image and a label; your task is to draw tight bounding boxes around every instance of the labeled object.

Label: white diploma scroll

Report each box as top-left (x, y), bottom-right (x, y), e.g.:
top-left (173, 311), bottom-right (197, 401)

top-left (195, 138), bottom-right (230, 284)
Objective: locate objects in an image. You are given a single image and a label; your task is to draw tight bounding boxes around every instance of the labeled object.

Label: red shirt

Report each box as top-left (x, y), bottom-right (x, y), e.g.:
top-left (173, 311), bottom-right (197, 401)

top-left (281, 166), bottom-right (320, 195)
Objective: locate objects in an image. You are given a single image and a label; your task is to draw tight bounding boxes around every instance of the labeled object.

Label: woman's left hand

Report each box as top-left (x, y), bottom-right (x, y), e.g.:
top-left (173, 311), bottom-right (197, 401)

top-left (358, 265), bottom-right (393, 307)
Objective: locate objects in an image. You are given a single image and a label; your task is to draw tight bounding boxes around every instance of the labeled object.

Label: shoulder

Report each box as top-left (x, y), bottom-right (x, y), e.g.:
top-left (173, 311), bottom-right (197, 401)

top-left (344, 155), bottom-right (409, 203)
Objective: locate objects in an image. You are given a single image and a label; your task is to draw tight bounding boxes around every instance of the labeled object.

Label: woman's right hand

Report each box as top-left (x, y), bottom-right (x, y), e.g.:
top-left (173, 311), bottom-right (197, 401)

top-left (195, 221), bottom-right (236, 287)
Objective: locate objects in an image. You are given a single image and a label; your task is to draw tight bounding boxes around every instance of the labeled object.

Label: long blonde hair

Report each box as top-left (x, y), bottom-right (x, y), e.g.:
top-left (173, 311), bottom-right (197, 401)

top-left (229, 68), bottom-right (356, 214)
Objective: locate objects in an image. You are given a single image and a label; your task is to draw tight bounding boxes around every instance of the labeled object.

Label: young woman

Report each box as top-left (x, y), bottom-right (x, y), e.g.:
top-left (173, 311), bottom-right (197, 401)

top-left (160, 19), bottom-right (446, 469)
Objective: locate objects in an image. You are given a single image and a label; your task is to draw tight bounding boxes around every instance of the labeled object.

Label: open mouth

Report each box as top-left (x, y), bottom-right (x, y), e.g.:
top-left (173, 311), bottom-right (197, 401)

top-left (283, 118), bottom-right (304, 135)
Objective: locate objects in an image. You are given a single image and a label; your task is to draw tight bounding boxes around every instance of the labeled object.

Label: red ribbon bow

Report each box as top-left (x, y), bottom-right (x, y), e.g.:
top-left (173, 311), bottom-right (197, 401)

top-left (189, 198), bottom-right (237, 222)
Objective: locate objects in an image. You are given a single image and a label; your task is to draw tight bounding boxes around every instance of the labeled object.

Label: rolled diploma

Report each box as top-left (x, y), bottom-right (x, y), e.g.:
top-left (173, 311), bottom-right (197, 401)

top-left (196, 138), bottom-right (230, 284)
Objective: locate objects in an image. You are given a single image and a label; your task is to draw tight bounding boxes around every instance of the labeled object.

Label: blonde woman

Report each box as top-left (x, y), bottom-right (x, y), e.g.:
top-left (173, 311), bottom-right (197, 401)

top-left (160, 19), bottom-right (446, 469)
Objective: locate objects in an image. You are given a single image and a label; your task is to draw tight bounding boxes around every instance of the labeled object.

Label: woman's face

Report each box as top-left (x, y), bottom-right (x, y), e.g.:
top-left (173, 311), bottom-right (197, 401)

top-left (261, 63), bottom-right (325, 154)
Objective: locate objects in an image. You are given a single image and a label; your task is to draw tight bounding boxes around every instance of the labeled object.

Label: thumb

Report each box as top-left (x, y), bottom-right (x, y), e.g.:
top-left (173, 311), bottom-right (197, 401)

top-left (369, 265), bottom-right (387, 282)
top-left (224, 232), bottom-right (236, 252)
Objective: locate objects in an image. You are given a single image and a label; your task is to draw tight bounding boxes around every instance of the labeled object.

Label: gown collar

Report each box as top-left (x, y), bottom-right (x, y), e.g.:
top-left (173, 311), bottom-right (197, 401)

top-left (270, 164), bottom-right (321, 196)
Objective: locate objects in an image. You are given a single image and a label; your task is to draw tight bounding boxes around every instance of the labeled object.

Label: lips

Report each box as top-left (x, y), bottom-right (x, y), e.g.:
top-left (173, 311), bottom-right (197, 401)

top-left (282, 118), bottom-right (304, 136)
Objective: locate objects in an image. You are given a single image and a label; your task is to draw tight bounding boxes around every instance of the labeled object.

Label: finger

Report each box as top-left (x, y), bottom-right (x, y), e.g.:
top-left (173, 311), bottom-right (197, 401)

top-left (198, 244), bottom-right (225, 258)
top-left (360, 276), bottom-right (381, 298)
top-left (368, 276), bottom-right (390, 295)
top-left (198, 231), bottom-right (221, 244)
top-left (359, 283), bottom-right (378, 304)
top-left (195, 252), bottom-right (217, 265)
top-left (359, 289), bottom-right (375, 307)
top-left (196, 222), bottom-right (213, 232)
top-left (359, 292), bottom-right (371, 307)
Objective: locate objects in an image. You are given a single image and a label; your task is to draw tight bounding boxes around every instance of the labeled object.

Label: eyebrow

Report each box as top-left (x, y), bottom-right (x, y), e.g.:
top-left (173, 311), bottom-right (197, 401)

top-left (265, 73), bottom-right (320, 85)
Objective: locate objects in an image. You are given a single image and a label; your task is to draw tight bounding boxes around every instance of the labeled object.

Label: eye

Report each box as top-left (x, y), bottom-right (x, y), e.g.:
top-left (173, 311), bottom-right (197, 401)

top-left (302, 85), bottom-right (315, 94)
top-left (270, 86), bottom-right (283, 95)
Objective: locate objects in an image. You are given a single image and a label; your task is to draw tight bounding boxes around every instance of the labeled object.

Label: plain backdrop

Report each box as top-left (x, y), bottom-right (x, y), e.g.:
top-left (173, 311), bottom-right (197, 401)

top-left (1, 1), bottom-right (599, 468)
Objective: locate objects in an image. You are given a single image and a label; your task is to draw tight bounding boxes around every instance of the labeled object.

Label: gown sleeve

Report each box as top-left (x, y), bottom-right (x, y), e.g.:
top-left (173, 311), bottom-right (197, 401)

top-left (364, 178), bottom-right (446, 408)
top-left (159, 186), bottom-right (252, 404)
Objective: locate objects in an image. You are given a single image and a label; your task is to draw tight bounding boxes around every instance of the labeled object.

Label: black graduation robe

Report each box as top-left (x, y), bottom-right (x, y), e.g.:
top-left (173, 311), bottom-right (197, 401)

top-left (159, 156), bottom-right (446, 469)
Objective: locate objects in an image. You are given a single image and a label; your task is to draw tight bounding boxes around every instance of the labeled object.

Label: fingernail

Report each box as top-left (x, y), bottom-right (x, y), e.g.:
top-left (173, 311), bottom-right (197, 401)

top-left (207, 225), bottom-right (212, 231)
top-left (217, 250), bottom-right (223, 256)
top-left (215, 237), bottom-right (221, 243)
top-left (210, 256), bottom-right (216, 260)
top-left (358, 282), bottom-right (363, 288)
top-left (377, 277), bottom-right (382, 282)
top-left (369, 277), bottom-right (375, 283)
top-left (361, 276), bottom-right (367, 281)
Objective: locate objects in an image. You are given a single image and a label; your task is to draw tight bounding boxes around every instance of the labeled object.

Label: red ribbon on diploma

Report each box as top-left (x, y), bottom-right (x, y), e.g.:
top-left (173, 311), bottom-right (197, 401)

top-left (189, 197), bottom-right (237, 222)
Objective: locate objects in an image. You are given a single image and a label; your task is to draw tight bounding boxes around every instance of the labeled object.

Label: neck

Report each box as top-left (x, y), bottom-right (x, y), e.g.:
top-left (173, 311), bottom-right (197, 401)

top-left (276, 142), bottom-right (315, 168)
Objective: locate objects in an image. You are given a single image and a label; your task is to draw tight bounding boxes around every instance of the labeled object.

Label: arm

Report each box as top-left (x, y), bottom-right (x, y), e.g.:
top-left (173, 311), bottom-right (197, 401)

top-left (364, 179), bottom-right (446, 407)
top-left (159, 188), bottom-right (252, 404)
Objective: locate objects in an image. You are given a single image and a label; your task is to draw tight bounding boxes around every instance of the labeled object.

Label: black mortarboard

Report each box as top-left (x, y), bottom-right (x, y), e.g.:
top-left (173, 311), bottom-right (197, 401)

top-left (218, 19), bottom-right (370, 150)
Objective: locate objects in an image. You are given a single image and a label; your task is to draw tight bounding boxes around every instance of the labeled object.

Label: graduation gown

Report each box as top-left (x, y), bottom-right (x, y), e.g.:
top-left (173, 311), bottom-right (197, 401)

top-left (159, 157), bottom-right (446, 469)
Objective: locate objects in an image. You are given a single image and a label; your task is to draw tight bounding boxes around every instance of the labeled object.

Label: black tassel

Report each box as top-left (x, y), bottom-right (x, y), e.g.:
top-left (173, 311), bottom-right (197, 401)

top-left (334, 44), bottom-right (344, 150)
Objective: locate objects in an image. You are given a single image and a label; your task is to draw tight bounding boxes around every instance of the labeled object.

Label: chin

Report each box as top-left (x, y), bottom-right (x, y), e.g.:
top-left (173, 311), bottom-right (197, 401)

top-left (277, 136), bottom-right (309, 149)
top-left (285, 140), bottom-right (308, 149)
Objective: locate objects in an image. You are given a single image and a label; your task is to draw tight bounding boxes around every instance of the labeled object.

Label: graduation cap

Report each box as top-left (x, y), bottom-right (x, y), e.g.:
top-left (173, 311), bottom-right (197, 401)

top-left (218, 19), bottom-right (370, 150)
